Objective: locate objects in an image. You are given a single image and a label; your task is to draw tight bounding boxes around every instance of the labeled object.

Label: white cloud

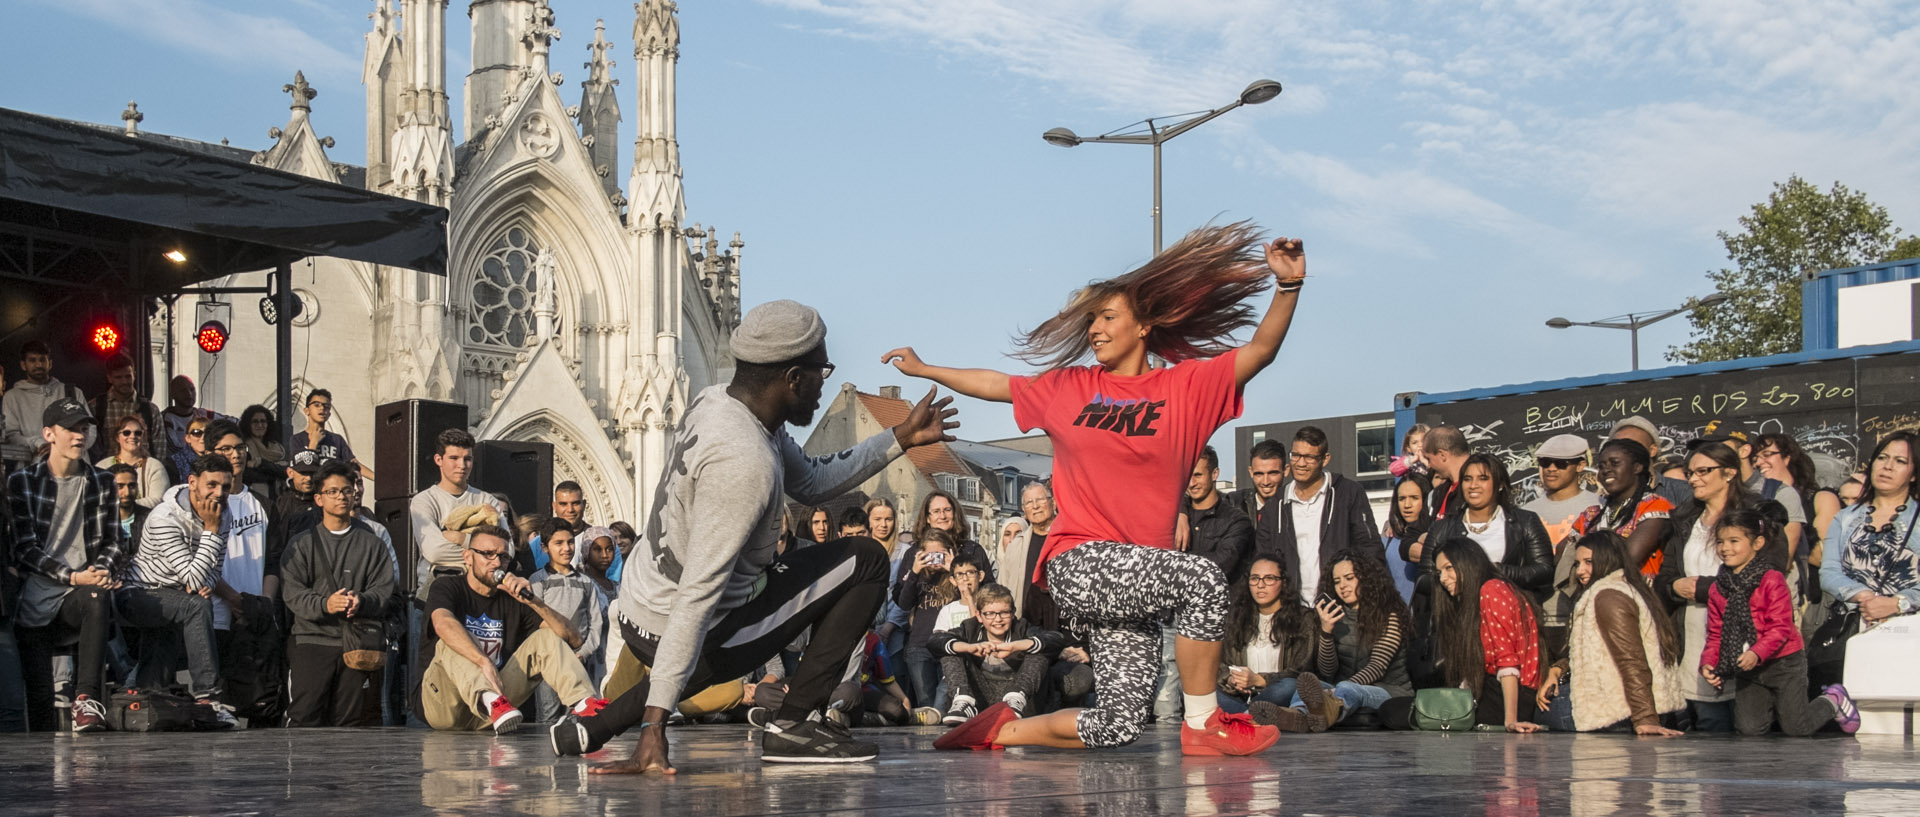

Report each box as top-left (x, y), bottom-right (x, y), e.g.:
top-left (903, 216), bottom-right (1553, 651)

top-left (41, 0), bottom-right (357, 73)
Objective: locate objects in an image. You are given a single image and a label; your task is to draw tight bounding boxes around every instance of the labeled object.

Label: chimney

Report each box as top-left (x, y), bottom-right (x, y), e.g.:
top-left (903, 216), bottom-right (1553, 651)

top-left (879, 385), bottom-right (901, 400)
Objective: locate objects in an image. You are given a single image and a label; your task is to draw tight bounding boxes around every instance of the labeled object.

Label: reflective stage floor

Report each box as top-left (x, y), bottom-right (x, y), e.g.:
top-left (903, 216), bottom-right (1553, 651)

top-left (2, 724), bottom-right (1915, 816)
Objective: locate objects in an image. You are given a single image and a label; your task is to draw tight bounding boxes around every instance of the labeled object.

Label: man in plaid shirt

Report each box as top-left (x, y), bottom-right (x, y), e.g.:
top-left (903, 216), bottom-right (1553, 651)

top-left (6, 398), bottom-right (124, 732)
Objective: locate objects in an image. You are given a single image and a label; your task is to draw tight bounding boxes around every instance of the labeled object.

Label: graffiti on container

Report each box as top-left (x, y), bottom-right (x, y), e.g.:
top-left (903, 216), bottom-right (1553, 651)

top-left (1461, 421), bottom-right (1505, 444)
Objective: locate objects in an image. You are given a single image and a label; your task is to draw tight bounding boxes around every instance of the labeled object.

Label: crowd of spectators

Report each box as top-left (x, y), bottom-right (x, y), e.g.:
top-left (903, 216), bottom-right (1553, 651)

top-left (2, 336), bottom-right (1915, 741)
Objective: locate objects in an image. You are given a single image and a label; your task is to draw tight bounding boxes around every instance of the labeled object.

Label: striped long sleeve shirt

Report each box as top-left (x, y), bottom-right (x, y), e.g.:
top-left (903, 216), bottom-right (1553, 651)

top-left (123, 483), bottom-right (227, 590)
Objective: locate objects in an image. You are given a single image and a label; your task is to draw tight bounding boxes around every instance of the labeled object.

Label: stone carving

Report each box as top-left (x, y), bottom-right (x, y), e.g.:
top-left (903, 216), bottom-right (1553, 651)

top-left (520, 113), bottom-right (559, 158)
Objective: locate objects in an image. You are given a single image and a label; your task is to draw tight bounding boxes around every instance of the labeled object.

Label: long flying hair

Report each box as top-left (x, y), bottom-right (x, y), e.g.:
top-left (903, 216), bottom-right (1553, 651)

top-left (1317, 550), bottom-right (1412, 652)
top-left (1222, 556), bottom-right (1310, 658)
top-left (1431, 538), bottom-right (1546, 689)
top-left (1571, 531), bottom-right (1679, 665)
top-left (1013, 221), bottom-right (1274, 369)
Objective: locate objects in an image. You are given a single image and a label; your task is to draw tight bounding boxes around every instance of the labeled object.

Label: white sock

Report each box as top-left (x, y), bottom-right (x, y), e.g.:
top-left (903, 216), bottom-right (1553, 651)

top-left (480, 691), bottom-right (502, 710)
top-left (1182, 693), bottom-right (1218, 730)
top-left (951, 694), bottom-right (977, 711)
top-left (1002, 692), bottom-right (1027, 714)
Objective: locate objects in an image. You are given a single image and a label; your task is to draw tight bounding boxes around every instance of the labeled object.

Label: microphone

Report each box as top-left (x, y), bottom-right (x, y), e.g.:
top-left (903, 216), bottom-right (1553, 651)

top-left (492, 569), bottom-right (536, 602)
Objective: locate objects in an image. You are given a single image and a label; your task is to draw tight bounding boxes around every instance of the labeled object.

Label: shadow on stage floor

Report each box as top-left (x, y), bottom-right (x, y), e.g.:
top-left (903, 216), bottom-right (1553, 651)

top-left (1, 724), bottom-right (1915, 816)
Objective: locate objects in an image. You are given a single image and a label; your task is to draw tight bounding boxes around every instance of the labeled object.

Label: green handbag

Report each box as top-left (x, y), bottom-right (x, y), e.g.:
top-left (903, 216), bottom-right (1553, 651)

top-left (1411, 687), bottom-right (1475, 731)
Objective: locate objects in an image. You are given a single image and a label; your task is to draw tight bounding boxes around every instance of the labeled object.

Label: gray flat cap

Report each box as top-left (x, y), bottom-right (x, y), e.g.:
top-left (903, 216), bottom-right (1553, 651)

top-left (1535, 434), bottom-right (1589, 460)
top-left (731, 300), bottom-right (826, 364)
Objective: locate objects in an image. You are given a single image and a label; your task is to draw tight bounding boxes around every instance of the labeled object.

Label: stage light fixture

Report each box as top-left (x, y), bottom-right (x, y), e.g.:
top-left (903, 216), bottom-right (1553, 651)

top-left (197, 320), bottom-right (229, 354)
top-left (91, 324), bottom-right (121, 353)
top-left (163, 250), bottom-right (188, 263)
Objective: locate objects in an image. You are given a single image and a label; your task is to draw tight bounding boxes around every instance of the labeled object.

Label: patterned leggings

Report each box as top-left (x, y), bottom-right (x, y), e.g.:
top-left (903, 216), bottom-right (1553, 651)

top-left (1047, 541), bottom-right (1227, 748)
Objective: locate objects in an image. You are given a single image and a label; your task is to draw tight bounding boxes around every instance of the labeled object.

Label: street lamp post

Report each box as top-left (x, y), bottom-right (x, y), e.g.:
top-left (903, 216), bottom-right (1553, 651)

top-left (1546, 292), bottom-right (1729, 371)
top-left (1044, 79), bottom-right (1282, 255)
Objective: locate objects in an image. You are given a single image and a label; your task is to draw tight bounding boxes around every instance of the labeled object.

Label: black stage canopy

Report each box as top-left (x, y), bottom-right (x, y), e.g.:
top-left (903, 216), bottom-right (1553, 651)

top-left (0, 105), bottom-right (446, 291)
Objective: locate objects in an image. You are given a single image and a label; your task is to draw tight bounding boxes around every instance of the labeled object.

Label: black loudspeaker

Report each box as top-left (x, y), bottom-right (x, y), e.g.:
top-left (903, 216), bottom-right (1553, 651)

top-left (373, 497), bottom-right (417, 595)
top-left (472, 440), bottom-right (554, 521)
top-left (373, 399), bottom-right (469, 501)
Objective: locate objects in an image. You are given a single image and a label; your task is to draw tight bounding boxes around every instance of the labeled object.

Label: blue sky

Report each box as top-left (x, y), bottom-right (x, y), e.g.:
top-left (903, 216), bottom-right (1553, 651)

top-left (8, 0), bottom-right (1919, 468)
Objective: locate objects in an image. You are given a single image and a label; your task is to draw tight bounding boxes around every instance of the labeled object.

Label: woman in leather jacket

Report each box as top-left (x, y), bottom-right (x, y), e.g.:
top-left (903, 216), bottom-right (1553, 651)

top-left (1420, 453), bottom-right (1553, 602)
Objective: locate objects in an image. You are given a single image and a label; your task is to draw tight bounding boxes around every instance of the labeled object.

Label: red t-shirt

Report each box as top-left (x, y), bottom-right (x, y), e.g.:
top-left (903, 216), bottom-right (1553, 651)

top-left (1010, 350), bottom-right (1244, 587)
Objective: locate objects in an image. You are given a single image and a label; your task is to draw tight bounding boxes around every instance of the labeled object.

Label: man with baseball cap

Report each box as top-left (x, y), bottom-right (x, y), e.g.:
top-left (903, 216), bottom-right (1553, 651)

top-left (551, 299), bottom-right (958, 771)
top-left (1525, 433), bottom-right (1600, 651)
top-left (5, 398), bottom-right (124, 732)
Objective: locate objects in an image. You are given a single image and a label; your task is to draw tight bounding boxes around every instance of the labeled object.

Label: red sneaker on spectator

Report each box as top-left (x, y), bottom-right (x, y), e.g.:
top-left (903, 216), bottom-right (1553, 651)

top-left (489, 697), bottom-right (523, 734)
top-left (1180, 710), bottom-right (1278, 756)
top-left (933, 701), bottom-right (1020, 751)
top-left (71, 694), bottom-right (108, 733)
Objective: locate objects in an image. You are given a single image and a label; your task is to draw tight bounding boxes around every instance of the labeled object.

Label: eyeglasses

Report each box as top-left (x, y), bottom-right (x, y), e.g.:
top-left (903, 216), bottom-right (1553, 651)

top-left (119, 430), bottom-right (144, 437)
top-left (469, 548), bottom-right (508, 563)
top-left (1248, 574), bottom-right (1284, 585)
top-left (317, 487), bottom-right (359, 498)
top-left (1538, 458), bottom-right (1582, 470)
top-left (978, 609), bottom-right (1013, 620)
top-left (187, 428), bottom-right (206, 437)
top-left (953, 569), bottom-right (982, 579)
top-left (1687, 466), bottom-right (1729, 479)
top-left (788, 362), bottom-right (835, 380)
top-left (212, 444), bottom-right (244, 455)
top-left (1021, 498), bottom-right (1052, 508)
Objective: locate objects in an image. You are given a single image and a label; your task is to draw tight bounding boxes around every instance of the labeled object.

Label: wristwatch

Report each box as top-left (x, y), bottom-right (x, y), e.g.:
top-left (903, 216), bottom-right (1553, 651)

top-left (1898, 596), bottom-right (1914, 615)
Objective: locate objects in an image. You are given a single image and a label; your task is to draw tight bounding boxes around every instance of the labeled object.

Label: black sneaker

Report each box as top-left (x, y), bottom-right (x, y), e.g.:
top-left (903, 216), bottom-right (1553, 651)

top-left (550, 712), bottom-right (609, 757)
top-left (762, 719), bottom-right (879, 764)
top-left (942, 700), bottom-right (977, 726)
top-left (746, 706), bottom-right (771, 729)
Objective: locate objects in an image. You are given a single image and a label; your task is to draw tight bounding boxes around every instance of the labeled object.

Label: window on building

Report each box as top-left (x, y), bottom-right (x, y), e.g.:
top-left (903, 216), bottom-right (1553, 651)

top-left (1355, 418), bottom-right (1396, 493)
top-left (960, 477), bottom-right (981, 504)
top-left (468, 225), bottom-right (543, 349)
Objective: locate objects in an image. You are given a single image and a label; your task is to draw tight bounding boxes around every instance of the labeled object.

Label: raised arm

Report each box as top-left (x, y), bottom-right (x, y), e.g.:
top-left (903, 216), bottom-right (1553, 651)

top-left (882, 348), bottom-right (1014, 404)
top-left (1233, 238), bottom-right (1307, 388)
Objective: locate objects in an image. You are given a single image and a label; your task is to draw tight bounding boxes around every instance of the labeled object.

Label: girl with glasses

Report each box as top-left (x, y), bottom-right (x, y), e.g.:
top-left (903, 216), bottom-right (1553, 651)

top-left (1214, 556), bottom-right (1313, 722)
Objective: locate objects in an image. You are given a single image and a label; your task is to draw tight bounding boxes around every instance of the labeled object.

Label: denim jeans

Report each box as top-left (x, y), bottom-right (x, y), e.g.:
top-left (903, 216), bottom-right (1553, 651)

top-left (1537, 681), bottom-right (1575, 731)
top-left (1216, 676), bottom-right (1298, 715)
top-left (1291, 679), bottom-right (1392, 724)
top-left (901, 645), bottom-right (942, 709)
top-left (1152, 626), bottom-right (1182, 723)
top-left (1688, 699), bottom-right (1735, 733)
top-left (116, 586), bottom-right (222, 698)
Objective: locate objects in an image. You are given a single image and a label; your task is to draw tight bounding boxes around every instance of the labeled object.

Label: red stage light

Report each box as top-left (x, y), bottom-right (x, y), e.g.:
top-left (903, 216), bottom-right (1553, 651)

top-left (197, 320), bottom-right (229, 354)
top-left (92, 325), bottom-right (120, 353)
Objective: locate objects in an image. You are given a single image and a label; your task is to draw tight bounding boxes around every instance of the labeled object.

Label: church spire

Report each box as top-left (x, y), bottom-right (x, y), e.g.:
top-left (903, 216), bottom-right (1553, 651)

top-left (579, 19), bottom-right (622, 200)
top-left (629, 0), bottom-right (681, 216)
top-left (388, 0), bottom-right (453, 204)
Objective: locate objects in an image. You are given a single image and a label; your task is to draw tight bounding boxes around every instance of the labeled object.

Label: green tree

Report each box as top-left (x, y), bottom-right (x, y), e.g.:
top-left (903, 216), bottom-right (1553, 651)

top-left (1671, 176), bottom-right (1919, 364)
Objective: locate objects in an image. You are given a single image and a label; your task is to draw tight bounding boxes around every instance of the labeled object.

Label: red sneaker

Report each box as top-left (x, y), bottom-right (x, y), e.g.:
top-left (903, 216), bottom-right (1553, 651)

top-left (71, 694), bottom-right (109, 733)
top-left (933, 701), bottom-right (1021, 751)
top-left (1181, 710), bottom-right (1279, 756)
top-left (572, 697), bottom-right (609, 717)
top-left (488, 697), bottom-right (524, 734)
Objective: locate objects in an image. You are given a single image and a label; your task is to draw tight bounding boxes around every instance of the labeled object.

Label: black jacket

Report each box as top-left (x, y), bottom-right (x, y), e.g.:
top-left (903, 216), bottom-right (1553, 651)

top-left (1421, 505), bottom-right (1554, 600)
top-left (1268, 473), bottom-right (1384, 587)
top-left (1228, 487), bottom-right (1284, 557)
top-left (1186, 495), bottom-right (1255, 582)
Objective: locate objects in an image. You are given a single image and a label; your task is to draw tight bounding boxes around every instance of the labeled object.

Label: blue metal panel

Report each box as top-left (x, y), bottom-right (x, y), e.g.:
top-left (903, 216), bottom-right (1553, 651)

top-left (1406, 338), bottom-right (1920, 409)
top-left (1802, 258), bottom-right (1920, 351)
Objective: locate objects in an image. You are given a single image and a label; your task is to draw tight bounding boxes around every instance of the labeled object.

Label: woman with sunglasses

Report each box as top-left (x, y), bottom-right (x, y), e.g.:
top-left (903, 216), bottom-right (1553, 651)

top-left (96, 414), bottom-right (169, 508)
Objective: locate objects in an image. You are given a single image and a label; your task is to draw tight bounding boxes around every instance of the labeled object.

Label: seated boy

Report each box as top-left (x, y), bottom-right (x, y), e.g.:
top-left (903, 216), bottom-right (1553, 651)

top-left (929, 582), bottom-right (1066, 724)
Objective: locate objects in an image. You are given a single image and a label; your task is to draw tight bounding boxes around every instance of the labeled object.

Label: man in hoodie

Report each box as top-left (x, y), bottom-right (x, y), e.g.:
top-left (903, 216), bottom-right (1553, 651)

top-left (280, 459), bottom-right (397, 727)
top-left (119, 453), bottom-right (237, 727)
top-left (4, 341), bottom-right (90, 456)
top-left (1274, 425), bottom-right (1383, 606)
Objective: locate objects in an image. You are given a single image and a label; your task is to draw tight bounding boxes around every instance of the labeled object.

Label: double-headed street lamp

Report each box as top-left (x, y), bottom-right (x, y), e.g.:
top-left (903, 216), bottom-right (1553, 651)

top-left (1044, 79), bottom-right (1283, 255)
top-left (1546, 292), bottom-right (1729, 371)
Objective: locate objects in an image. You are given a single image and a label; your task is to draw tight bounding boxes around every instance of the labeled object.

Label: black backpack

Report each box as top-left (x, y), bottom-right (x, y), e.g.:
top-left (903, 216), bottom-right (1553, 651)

top-left (108, 688), bottom-right (232, 732)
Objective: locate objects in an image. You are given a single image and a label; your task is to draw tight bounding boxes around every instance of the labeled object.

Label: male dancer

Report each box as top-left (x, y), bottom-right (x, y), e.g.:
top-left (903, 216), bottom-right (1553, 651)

top-left (551, 300), bottom-right (957, 770)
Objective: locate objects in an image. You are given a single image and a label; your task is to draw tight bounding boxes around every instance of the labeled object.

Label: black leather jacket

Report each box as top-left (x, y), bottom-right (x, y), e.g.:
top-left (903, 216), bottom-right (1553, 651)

top-left (1421, 505), bottom-right (1554, 601)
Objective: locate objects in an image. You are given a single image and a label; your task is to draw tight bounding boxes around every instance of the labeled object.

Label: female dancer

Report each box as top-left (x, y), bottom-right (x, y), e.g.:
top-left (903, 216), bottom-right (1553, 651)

top-left (888, 222), bottom-right (1303, 755)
